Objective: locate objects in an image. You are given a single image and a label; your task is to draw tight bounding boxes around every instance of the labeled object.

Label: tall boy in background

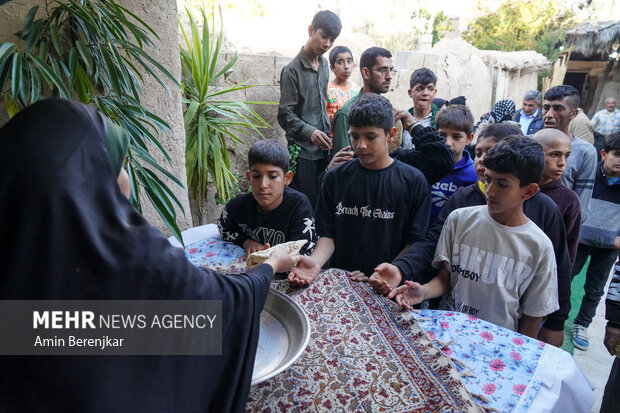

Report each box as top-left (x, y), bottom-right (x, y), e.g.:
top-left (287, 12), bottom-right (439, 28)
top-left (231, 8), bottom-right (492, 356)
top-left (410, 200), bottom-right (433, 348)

top-left (218, 140), bottom-right (316, 256)
top-left (389, 137), bottom-right (559, 338)
top-left (288, 94), bottom-right (430, 286)
top-left (278, 10), bottom-right (342, 208)
top-left (571, 132), bottom-right (620, 350)
top-left (429, 105), bottom-right (477, 223)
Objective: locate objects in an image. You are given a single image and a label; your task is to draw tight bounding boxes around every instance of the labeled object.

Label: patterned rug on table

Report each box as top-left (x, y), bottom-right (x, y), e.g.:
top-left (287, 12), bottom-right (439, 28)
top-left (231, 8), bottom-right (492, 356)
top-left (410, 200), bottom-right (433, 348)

top-left (246, 269), bottom-right (483, 413)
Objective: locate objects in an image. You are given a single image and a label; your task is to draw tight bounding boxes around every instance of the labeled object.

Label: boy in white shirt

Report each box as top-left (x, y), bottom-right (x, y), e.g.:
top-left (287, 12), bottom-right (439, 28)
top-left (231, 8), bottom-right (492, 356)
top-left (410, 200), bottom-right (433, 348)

top-left (389, 136), bottom-right (559, 337)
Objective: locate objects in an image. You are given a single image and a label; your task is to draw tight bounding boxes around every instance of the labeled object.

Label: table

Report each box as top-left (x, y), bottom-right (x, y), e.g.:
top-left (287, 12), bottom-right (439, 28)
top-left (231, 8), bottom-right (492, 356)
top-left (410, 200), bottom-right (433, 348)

top-left (171, 226), bottom-right (595, 412)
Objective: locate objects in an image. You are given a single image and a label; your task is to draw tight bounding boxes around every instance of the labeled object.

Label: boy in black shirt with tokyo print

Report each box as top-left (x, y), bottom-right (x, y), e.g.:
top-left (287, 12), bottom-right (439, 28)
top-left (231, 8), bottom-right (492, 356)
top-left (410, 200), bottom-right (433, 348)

top-left (217, 139), bottom-right (316, 256)
top-left (288, 94), bottom-right (431, 286)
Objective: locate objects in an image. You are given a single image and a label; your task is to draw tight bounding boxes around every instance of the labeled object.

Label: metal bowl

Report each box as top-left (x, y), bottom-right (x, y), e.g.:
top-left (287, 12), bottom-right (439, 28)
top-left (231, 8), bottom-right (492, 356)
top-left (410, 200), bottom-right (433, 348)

top-left (251, 288), bottom-right (311, 385)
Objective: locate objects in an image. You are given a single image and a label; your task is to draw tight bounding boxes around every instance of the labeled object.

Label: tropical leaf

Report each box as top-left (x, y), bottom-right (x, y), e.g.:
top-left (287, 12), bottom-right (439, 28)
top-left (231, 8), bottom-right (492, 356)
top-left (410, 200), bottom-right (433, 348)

top-left (0, 0), bottom-right (186, 243)
top-left (180, 7), bottom-right (272, 206)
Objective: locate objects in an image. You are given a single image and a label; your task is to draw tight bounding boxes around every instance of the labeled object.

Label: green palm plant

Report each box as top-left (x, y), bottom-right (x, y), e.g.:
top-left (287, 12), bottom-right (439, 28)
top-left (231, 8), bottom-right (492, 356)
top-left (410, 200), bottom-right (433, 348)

top-left (179, 7), bottom-right (271, 217)
top-left (0, 0), bottom-right (185, 241)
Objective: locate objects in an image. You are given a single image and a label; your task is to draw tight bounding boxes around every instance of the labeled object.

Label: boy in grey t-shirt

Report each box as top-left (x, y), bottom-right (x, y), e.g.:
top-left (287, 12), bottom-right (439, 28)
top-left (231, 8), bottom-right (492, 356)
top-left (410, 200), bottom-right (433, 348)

top-left (389, 137), bottom-right (558, 337)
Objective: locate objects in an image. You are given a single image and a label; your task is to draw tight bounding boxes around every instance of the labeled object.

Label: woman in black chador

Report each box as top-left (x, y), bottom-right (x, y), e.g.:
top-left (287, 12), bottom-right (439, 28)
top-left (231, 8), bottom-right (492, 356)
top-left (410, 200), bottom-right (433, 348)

top-left (0, 98), bottom-right (298, 413)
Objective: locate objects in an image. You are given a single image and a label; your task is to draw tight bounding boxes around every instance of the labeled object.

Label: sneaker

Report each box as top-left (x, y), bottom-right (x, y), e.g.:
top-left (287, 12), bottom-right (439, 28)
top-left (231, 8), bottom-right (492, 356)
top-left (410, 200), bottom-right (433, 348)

top-left (573, 324), bottom-right (589, 350)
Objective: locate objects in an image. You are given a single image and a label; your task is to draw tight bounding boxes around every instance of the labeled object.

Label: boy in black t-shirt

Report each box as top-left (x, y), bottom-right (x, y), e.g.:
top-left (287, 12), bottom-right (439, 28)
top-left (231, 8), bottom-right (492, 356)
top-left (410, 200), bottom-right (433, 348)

top-left (217, 139), bottom-right (316, 256)
top-left (288, 94), bottom-right (431, 286)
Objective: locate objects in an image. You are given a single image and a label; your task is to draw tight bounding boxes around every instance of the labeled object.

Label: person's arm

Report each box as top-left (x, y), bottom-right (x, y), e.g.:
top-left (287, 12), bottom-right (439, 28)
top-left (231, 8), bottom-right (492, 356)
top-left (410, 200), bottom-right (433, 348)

top-left (216, 202), bottom-right (250, 248)
top-left (604, 257), bottom-right (620, 355)
top-left (590, 112), bottom-right (600, 129)
top-left (331, 107), bottom-right (350, 153)
top-left (519, 314), bottom-right (544, 340)
top-left (287, 237), bottom-right (335, 287)
top-left (387, 266), bottom-right (451, 310)
top-left (392, 185), bottom-right (468, 284)
top-left (393, 126), bottom-right (455, 186)
top-left (573, 146), bottom-right (597, 222)
top-left (287, 194), bottom-right (317, 255)
top-left (117, 168), bottom-right (131, 199)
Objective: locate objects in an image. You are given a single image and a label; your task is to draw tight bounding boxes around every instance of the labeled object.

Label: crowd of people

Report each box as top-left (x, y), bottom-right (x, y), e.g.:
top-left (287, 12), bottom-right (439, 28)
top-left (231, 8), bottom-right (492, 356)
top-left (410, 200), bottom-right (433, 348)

top-left (255, 9), bottom-right (619, 410)
top-left (2, 8), bottom-right (620, 413)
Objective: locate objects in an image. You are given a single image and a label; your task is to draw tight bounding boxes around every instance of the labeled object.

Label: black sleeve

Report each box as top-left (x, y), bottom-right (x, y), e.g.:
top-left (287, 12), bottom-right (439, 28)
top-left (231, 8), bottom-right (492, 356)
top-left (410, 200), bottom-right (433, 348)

top-left (606, 258), bottom-right (620, 324)
top-left (216, 197), bottom-right (250, 247)
top-left (394, 126), bottom-right (455, 186)
top-left (537, 203), bottom-right (573, 331)
top-left (284, 191), bottom-right (317, 255)
top-left (315, 170), bottom-right (335, 239)
top-left (393, 185), bottom-right (461, 283)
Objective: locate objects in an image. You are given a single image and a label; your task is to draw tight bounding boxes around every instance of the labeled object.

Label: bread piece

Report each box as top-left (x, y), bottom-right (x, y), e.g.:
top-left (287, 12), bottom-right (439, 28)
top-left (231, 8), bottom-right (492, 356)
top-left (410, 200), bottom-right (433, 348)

top-left (246, 240), bottom-right (307, 270)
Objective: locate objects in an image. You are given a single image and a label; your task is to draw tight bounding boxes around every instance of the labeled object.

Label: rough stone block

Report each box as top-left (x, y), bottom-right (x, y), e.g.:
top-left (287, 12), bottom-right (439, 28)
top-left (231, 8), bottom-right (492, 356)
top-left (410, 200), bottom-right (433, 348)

top-left (227, 54), bottom-right (276, 86)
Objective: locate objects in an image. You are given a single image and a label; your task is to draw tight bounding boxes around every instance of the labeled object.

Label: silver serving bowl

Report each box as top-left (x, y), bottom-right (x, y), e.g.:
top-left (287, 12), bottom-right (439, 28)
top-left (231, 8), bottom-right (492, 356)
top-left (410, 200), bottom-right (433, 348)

top-left (251, 288), bottom-right (311, 385)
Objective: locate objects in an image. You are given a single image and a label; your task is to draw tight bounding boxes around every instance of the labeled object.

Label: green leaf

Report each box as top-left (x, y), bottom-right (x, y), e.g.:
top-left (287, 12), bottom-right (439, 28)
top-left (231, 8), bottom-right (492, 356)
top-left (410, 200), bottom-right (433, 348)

top-left (25, 51), bottom-right (70, 98)
top-left (10, 53), bottom-right (22, 99)
top-left (49, 24), bottom-right (63, 56)
top-left (0, 43), bottom-right (17, 66)
top-left (21, 6), bottom-right (39, 39)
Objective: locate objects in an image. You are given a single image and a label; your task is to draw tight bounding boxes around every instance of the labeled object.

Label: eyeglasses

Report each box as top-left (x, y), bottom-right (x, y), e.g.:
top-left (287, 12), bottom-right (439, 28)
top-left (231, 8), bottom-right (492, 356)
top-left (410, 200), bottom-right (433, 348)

top-left (370, 67), bottom-right (397, 76)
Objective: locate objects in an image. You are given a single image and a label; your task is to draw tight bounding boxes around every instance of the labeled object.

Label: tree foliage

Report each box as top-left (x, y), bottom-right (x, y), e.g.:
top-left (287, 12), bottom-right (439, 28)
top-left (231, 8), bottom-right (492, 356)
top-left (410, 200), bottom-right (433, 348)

top-left (463, 0), bottom-right (591, 61)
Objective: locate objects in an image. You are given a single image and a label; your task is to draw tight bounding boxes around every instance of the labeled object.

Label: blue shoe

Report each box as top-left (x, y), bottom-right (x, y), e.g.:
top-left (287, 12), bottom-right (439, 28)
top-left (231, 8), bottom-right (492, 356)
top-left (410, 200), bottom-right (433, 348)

top-left (572, 324), bottom-right (589, 350)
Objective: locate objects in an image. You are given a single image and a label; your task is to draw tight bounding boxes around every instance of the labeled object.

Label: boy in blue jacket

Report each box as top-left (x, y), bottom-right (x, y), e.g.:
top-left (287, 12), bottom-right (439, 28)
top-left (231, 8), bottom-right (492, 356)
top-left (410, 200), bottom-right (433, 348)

top-left (429, 105), bottom-right (478, 223)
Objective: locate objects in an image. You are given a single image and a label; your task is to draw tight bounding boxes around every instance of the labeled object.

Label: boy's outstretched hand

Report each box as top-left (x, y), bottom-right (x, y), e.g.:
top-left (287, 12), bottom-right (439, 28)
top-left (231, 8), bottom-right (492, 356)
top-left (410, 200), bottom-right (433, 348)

top-left (347, 270), bottom-right (368, 282)
top-left (388, 280), bottom-right (425, 311)
top-left (243, 240), bottom-right (270, 256)
top-left (263, 247), bottom-right (300, 274)
top-left (288, 255), bottom-right (321, 287)
top-left (369, 263), bottom-right (403, 296)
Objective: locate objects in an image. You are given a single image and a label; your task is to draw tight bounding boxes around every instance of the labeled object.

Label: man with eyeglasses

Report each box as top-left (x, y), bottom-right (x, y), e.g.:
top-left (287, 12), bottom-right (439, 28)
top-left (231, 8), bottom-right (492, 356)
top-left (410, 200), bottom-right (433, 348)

top-left (331, 47), bottom-right (396, 153)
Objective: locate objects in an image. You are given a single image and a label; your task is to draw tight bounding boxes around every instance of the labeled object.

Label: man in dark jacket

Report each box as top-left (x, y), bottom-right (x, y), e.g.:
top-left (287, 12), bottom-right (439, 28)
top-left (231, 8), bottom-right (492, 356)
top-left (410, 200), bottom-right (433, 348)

top-left (601, 257), bottom-right (620, 413)
top-left (514, 89), bottom-right (544, 136)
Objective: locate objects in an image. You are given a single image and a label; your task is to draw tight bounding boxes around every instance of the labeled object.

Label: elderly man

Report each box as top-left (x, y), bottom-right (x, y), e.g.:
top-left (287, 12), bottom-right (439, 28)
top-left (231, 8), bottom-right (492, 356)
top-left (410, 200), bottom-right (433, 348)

top-left (591, 97), bottom-right (620, 136)
top-left (514, 90), bottom-right (544, 135)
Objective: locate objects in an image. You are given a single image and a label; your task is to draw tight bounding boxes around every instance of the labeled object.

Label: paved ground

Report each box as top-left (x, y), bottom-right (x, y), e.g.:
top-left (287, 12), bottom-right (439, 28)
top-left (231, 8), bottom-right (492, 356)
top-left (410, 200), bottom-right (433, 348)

top-left (570, 273), bottom-right (614, 412)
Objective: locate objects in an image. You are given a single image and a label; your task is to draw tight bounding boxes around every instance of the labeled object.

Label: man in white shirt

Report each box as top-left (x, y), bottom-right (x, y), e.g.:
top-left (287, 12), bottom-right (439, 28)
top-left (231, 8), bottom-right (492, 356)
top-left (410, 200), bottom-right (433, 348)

top-left (591, 97), bottom-right (620, 136)
top-left (514, 90), bottom-right (543, 135)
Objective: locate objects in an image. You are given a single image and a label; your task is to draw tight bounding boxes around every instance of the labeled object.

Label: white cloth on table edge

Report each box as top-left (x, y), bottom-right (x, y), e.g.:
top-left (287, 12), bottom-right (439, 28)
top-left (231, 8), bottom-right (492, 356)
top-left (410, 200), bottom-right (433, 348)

top-left (521, 345), bottom-right (594, 412)
top-left (167, 224), bottom-right (222, 248)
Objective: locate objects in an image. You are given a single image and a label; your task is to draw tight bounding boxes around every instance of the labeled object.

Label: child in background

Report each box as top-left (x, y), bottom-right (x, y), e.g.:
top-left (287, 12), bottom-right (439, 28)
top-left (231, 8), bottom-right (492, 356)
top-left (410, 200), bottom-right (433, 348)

top-left (326, 46), bottom-right (360, 132)
top-left (430, 105), bottom-right (478, 223)
top-left (571, 132), bottom-right (620, 350)
top-left (389, 136), bottom-right (559, 338)
top-left (532, 128), bottom-right (581, 264)
top-left (217, 139), bottom-right (316, 256)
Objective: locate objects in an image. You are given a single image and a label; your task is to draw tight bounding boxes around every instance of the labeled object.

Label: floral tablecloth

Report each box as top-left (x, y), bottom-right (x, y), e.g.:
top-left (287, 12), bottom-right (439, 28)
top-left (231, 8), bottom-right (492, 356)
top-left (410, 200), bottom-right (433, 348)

top-left (179, 235), bottom-right (593, 412)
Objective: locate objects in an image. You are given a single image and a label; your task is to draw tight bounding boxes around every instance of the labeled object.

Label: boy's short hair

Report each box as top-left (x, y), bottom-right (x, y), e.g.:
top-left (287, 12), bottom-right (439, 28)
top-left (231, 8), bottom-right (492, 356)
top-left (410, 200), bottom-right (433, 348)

top-left (311, 10), bottom-right (342, 39)
top-left (409, 68), bottom-right (437, 89)
top-left (435, 105), bottom-right (474, 135)
top-left (359, 47), bottom-right (392, 71)
top-left (477, 122), bottom-right (523, 142)
top-left (248, 139), bottom-right (290, 172)
top-left (543, 85), bottom-right (580, 110)
top-left (348, 93), bottom-right (393, 133)
top-left (482, 136), bottom-right (544, 186)
top-left (603, 132), bottom-right (620, 152)
top-left (329, 46), bottom-right (353, 66)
